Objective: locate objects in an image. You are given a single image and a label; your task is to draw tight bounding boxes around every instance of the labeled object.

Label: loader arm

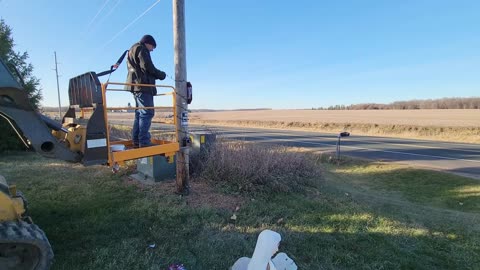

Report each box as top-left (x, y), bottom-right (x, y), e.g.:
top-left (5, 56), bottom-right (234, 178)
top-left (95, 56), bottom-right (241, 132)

top-left (0, 59), bottom-right (80, 162)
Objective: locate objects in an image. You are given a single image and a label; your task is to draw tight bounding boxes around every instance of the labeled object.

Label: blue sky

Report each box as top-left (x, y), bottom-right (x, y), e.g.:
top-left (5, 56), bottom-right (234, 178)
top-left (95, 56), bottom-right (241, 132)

top-left (1, 0), bottom-right (479, 109)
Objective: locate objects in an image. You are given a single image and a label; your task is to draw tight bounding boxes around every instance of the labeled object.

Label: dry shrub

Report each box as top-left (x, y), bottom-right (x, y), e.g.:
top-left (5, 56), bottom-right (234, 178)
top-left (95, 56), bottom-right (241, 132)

top-left (198, 141), bottom-right (322, 194)
top-left (109, 125), bottom-right (131, 139)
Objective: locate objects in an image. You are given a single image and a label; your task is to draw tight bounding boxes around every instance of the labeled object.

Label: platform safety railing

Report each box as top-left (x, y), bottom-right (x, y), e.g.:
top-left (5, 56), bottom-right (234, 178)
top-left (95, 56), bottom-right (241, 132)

top-left (100, 82), bottom-right (180, 172)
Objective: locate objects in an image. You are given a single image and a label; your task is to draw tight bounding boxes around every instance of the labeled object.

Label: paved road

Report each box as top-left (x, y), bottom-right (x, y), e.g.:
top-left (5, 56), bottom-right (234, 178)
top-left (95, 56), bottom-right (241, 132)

top-left (197, 125), bottom-right (480, 179)
top-left (115, 120), bottom-right (480, 179)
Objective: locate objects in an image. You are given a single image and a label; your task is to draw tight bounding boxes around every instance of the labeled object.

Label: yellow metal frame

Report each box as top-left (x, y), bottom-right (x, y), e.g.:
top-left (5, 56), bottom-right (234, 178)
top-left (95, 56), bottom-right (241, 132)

top-left (101, 82), bottom-right (180, 168)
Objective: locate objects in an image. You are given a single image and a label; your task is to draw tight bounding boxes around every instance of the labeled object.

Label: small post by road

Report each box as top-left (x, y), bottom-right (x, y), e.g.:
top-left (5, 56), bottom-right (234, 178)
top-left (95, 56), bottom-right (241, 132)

top-left (173, 0), bottom-right (190, 194)
top-left (336, 131), bottom-right (350, 162)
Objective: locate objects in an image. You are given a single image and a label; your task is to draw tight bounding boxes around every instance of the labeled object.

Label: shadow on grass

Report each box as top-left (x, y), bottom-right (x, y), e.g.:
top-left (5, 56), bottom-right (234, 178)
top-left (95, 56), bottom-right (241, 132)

top-left (233, 194), bottom-right (480, 270)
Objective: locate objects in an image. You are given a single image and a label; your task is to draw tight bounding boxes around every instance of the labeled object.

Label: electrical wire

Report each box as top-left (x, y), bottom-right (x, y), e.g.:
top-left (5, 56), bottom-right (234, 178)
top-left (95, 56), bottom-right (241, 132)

top-left (98, 0), bottom-right (123, 25)
top-left (86, 0), bottom-right (112, 30)
top-left (101, 0), bottom-right (162, 50)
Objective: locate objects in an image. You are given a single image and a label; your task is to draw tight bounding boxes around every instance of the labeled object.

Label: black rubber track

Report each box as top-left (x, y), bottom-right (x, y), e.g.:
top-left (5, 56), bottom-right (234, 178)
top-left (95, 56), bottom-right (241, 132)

top-left (0, 221), bottom-right (54, 270)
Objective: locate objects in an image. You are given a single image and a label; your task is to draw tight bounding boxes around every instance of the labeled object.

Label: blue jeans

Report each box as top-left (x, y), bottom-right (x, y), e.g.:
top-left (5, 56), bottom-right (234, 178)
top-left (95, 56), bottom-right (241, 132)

top-left (132, 92), bottom-right (155, 146)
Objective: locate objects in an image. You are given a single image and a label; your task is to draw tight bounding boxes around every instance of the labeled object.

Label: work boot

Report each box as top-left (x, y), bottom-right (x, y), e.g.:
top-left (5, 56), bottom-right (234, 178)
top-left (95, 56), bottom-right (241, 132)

top-left (140, 142), bottom-right (157, 148)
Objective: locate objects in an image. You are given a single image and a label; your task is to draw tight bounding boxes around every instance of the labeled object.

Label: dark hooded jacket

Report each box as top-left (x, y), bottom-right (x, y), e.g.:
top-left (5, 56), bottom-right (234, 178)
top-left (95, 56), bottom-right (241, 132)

top-left (126, 42), bottom-right (166, 95)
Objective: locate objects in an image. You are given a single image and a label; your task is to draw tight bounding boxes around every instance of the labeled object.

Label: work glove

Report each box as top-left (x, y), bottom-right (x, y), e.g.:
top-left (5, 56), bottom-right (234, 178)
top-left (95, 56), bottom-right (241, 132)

top-left (156, 70), bottom-right (166, 80)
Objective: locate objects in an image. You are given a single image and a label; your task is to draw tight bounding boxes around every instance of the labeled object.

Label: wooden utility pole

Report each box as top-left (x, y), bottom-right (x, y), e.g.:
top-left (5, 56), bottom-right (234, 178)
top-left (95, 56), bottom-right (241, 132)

top-left (173, 0), bottom-right (189, 194)
top-left (54, 52), bottom-right (62, 119)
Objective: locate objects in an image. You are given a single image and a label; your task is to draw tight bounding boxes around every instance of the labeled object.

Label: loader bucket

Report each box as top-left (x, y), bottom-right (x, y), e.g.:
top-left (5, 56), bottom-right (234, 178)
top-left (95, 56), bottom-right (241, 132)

top-left (0, 58), bottom-right (80, 162)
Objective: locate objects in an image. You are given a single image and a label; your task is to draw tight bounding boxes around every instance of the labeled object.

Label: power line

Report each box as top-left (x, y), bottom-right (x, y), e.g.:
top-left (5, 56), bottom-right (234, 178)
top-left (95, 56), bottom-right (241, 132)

top-left (98, 0), bottom-right (123, 25)
top-left (85, 0), bottom-right (123, 36)
top-left (86, 0), bottom-right (112, 30)
top-left (101, 0), bottom-right (162, 49)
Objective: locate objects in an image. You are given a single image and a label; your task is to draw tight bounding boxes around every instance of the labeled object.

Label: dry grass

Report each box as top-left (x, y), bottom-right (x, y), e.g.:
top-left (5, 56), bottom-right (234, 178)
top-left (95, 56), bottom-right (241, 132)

top-left (137, 179), bottom-right (245, 211)
top-left (197, 141), bottom-right (322, 194)
top-left (190, 109), bottom-right (480, 144)
top-left (98, 109), bottom-right (480, 127)
top-left (191, 109), bottom-right (480, 127)
top-left (191, 119), bottom-right (480, 143)
top-left (49, 109), bottom-right (480, 143)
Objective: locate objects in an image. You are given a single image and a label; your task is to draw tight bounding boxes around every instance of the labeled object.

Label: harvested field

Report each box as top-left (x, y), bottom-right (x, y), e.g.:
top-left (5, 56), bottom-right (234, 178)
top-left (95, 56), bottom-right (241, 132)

top-left (48, 109), bottom-right (480, 143)
top-left (189, 109), bottom-right (480, 144)
top-left (191, 109), bottom-right (480, 127)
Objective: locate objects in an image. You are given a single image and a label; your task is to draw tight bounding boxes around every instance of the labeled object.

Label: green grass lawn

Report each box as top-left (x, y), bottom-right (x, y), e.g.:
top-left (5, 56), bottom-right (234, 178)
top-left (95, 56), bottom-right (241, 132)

top-left (0, 152), bottom-right (479, 269)
top-left (332, 161), bottom-right (480, 213)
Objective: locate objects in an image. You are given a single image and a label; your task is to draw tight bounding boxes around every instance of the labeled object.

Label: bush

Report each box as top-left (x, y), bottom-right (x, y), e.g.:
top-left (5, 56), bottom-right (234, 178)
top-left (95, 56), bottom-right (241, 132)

top-left (1, 19), bottom-right (42, 153)
top-left (0, 117), bottom-right (25, 152)
top-left (198, 141), bottom-right (322, 194)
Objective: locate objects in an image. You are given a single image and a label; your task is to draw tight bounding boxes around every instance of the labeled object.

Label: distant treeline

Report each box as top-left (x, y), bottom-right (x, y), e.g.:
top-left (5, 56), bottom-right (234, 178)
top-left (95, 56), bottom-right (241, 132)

top-left (315, 97), bottom-right (480, 110)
